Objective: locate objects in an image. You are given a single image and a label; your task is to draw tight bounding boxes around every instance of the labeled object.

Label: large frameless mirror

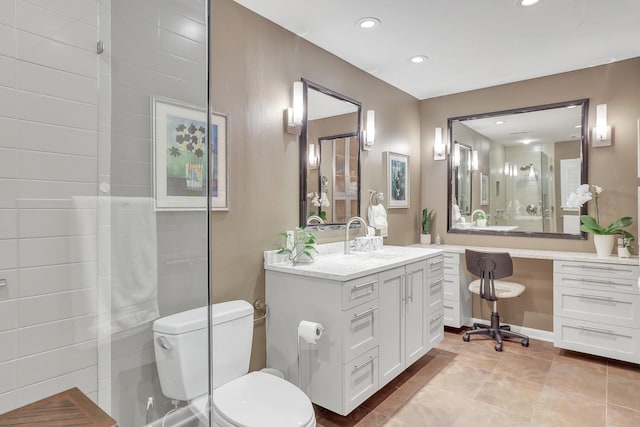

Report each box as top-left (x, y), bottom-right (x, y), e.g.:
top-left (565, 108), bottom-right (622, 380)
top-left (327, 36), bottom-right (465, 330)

top-left (299, 79), bottom-right (362, 227)
top-left (447, 99), bottom-right (589, 239)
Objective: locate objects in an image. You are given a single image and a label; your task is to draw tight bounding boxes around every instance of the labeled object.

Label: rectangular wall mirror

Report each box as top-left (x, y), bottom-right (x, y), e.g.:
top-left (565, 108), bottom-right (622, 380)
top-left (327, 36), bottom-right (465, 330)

top-left (447, 99), bottom-right (589, 239)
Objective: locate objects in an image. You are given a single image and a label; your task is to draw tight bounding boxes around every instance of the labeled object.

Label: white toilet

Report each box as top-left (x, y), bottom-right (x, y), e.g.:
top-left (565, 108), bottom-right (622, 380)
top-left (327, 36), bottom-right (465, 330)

top-left (153, 300), bottom-right (316, 427)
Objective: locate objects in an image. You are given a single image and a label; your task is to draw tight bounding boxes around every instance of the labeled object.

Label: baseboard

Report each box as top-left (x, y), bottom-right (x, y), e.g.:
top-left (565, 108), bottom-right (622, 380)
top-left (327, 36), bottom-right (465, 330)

top-left (470, 317), bottom-right (554, 343)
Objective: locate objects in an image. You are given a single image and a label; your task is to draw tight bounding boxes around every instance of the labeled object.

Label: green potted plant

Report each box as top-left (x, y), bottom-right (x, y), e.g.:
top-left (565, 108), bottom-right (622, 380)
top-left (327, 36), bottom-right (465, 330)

top-left (276, 227), bottom-right (318, 265)
top-left (420, 208), bottom-right (434, 244)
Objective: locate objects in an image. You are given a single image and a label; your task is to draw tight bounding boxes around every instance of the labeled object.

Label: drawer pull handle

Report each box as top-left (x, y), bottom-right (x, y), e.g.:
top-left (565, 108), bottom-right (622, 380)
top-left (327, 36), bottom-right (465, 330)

top-left (580, 265), bottom-right (614, 271)
top-left (579, 325), bottom-right (614, 334)
top-left (578, 293), bottom-right (615, 302)
top-left (354, 356), bottom-right (374, 369)
top-left (564, 277), bottom-right (619, 286)
top-left (431, 278), bottom-right (444, 287)
top-left (431, 260), bottom-right (444, 267)
top-left (352, 281), bottom-right (376, 290)
top-left (431, 312), bottom-right (445, 322)
top-left (353, 307), bottom-right (377, 318)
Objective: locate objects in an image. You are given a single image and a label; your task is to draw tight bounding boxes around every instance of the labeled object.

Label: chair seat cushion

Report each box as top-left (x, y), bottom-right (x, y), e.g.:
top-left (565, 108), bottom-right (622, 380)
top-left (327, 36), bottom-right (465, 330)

top-left (468, 279), bottom-right (525, 298)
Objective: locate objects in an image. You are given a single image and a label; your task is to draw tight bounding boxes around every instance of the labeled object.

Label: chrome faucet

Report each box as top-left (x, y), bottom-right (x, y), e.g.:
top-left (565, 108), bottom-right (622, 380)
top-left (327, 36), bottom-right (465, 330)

top-left (344, 216), bottom-right (367, 254)
top-left (306, 215), bottom-right (325, 225)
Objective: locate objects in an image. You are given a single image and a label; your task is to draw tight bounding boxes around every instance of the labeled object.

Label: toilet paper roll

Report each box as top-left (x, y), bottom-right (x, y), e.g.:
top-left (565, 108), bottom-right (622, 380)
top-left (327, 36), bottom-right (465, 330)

top-left (298, 320), bottom-right (324, 344)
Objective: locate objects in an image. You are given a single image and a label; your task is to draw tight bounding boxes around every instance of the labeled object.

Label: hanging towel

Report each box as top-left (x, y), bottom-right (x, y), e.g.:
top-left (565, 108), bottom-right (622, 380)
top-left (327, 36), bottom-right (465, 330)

top-left (368, 204), bottom-right (388, 237)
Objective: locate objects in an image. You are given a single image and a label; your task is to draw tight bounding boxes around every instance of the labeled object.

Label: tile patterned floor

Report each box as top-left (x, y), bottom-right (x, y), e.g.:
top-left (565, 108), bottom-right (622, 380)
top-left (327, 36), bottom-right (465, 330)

top-left (314, 328), bottom-right (640, 427)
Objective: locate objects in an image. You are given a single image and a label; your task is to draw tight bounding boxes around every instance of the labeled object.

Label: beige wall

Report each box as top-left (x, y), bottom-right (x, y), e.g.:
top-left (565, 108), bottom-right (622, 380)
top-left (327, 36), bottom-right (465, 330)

top-left (421, 57), bottom-right (640, 330)
top-left (211, 0), bottom-right (421, 369)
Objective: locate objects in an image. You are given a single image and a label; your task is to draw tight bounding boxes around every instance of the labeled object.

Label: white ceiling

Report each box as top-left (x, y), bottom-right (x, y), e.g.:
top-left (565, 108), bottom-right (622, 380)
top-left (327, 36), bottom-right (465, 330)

top-left (232, 0), bottom-right (640, 100)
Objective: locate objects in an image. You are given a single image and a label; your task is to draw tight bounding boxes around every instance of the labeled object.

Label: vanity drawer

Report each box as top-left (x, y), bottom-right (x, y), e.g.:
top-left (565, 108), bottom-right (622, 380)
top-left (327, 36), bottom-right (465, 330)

top-left (427, 255), bottom-right (445, 277)
top-left (342, 301), bottom-right (379, 362)
top-left (554, 285), bottom-right (640, 328)
top-left (427, 276), bottom-right (444, 314)
top-left (553, 272), bottom-right (638, 295)
top-left (443, 273), bottom-right (460, 301)
top-left (443, 251), bottom-right (460, 267)
top-left (342, 274), bottom-right (378, 310)
top-left (443, 300), bottom-right (461, 328)
top-left (554, 260), bottom-right (639, 282)
top-left (427, 309), bottom-right (445, 347)
top-left (554, 316), bottom-right (640, 364)
top-left (343, 347), bottom-right (378, 414)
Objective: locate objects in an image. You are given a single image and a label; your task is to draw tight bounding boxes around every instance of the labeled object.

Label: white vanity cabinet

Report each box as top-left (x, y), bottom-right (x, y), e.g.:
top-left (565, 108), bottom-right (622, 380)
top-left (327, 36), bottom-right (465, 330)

top-left (442, 251), bottom-right (472, 327)
top-left (553, 259), bottom-right (640, 363)
top-left (265, 248), bottom-right (444, 416)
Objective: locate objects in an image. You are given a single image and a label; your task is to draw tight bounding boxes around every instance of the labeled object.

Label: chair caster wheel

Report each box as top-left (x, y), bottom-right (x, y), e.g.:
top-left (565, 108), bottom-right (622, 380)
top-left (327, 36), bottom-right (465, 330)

top-left (471, 324), bottom-right (478, 330)
top-left (463, 334), bottom-right (470, 342)
top-left (521, 339), bottom-right (529, 347)
top-left (494, 343), bottom-right (502, 352)
top-left (499, 325), bottom-right (511, 331)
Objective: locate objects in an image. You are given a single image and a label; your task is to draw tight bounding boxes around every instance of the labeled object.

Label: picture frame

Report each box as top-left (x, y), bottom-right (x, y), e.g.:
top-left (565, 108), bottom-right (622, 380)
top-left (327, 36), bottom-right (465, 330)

top-left (152, 97), bottom-right (228, 211)
top-left (480, 172), bottom-right (489, 206)
top-left (385, 152), bottom-right (410, 208)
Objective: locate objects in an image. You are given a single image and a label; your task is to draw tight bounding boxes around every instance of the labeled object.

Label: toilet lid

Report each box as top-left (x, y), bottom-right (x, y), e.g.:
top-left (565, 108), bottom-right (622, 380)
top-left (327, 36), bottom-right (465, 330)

top-left (212, 371), bottom-right (314, 427)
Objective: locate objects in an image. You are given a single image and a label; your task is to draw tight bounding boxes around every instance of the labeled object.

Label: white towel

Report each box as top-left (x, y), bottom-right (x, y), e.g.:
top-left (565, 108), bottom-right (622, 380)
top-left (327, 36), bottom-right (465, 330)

top-left (110, 197), bottom-right (159, 334)
top-left (368, 204), bottom-right (388, 237)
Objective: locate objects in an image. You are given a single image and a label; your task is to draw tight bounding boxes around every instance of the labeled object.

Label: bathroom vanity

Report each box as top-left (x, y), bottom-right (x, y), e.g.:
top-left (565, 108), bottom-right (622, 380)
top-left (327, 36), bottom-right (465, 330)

top-left (264, 245), bottom-right (444, 416)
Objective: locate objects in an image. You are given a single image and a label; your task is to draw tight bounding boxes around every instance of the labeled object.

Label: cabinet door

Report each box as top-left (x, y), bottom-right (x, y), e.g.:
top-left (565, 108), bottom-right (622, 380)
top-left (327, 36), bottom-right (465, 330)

top-left (378, 266), bottom-right (405, 388)
top-left (405, 260), bottom-right (427, 366)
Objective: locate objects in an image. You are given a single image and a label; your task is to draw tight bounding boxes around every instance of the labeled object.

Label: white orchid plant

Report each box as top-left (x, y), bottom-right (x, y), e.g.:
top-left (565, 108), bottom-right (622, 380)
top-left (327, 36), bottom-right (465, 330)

top-left (565, 184), bottom-right (634, 251)
top-left (307, 191), bottom-right (330, 222)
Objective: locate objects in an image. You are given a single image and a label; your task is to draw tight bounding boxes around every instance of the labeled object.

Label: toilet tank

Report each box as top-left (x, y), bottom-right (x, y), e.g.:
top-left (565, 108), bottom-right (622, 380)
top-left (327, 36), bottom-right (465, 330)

top-left (153, 300), bottom-right (254, 401)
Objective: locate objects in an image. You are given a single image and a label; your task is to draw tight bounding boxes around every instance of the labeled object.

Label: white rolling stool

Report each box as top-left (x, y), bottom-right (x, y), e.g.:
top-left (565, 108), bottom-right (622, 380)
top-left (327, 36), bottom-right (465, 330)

top-left (462, 249), bottom-right (530, 352)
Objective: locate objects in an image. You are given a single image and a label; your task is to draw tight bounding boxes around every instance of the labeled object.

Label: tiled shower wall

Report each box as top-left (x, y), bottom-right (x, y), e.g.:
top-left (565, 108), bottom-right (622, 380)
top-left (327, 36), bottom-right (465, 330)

top-left (0, 0), bottom-right (101, 413)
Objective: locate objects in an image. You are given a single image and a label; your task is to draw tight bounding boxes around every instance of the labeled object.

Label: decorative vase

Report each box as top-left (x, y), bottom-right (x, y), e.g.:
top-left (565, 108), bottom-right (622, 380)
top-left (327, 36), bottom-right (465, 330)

top-left (185, 162), bottom-right (204, 190)
top-left (420, 233), bottom-right (431, 245)
top-left (593, 234), bottom-right (614, 257)
top-left (475, 219), bottom-right (487, 227)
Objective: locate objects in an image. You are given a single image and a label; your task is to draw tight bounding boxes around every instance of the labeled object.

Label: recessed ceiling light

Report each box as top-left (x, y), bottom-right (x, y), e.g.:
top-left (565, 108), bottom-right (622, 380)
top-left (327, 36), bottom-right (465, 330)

top-left (519, 0), bottom-right (540, 6)
top-left (496, 120), bottom-right (505, 125)
top-left (356, 17), bottom-right (381, 29)
top-left (410, 55), bottom-right (428, 64)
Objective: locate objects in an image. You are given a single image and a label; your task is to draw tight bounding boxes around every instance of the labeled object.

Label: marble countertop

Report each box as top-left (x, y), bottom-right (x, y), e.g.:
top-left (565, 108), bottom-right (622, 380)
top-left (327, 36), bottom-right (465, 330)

top-left (411, 243), bottom-right (639, 266)
top-left (264, 245), bottom-right (444, 281)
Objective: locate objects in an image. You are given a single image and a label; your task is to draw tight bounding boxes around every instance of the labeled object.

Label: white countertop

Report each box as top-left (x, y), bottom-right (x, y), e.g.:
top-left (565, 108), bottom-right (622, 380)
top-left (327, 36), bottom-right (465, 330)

top-left (412, 243), bottom-right (639, 266)
top-left (264, 245), bottom-right (444, 281)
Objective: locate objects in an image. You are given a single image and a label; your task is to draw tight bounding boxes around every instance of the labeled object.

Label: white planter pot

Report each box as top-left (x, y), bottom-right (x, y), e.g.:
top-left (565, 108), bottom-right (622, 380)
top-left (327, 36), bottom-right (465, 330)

top-left (475, 219), bottom-right (487, 227)
top-left (420, 233), bottom-right (431, 245)
top-left (593, 234), bottom-right (614, 257)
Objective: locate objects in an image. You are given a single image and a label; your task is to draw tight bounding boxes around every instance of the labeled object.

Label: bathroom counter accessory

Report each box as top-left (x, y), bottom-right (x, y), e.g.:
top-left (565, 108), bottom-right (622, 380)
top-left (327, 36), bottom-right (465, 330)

top-left (0, 387), bottom-right (117, 426)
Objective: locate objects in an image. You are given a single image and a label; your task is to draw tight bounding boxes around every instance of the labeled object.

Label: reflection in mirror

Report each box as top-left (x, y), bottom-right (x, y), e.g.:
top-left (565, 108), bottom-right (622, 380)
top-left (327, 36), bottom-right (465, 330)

top-left (447, 99), bottom-right (588, 239)
top-left (300, 79), bottom-right (361, 227)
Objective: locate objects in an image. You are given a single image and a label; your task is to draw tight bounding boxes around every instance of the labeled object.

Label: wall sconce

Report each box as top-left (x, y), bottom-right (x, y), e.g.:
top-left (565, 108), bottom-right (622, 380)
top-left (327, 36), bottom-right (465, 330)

top-left (452, 142), bottom-right (460, 167)
top-left (592, 103), bottom-right (612, 147)
top-left (308, 143), bottom-right (318, 169)
top-left (471, 150), bottom-right (479, 171)
top-left (363, 110), bottom-right (375, 150)
top-left (285, 81), bottom-right (304, 135)
top-left (434, 127), bottom-right (445, 160)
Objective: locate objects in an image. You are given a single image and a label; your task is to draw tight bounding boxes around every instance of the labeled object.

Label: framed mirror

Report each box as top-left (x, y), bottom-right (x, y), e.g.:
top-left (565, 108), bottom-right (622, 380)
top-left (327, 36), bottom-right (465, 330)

top-left (447, 99), bottom-right (589, 239)
top-left (299, 79), bottom-right (362, 227)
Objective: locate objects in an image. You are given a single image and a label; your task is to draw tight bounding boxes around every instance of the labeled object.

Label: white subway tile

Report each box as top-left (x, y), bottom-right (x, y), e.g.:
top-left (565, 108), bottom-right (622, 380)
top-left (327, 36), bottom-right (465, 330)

top-left (158, 10), bottom-right (205, 44)
top-left (0, 86), bottom-right (17, 119)
top-left (110, 160), bottom-right (151, 187)
top-left (17, 150), bottom-right (97, 183)
top-left (21, 0), bottom-right (98, 27)
top-left (0, 24), bottom-right (15, 58)
top-left (16, 120), bottom-right (97, 156)
top-left (16, 31), bottom-right (97, 79)
top-left (0, 239), bottom-right (17, 270)
top-left (17, 91), bottom-right (97, 131)
top-left (0, 148), bottom-right (17, 179)
top-left (159, 28), bottom-right (204, 64)
top-left (0, 360), bottom-right (16, 394)
top-left (0, 118), bottom-right (17, 150)
top-left (0, 179), bottom-right (17, 209)
top-left (17, 314), bottom-right (96, 357)
top-left (16, 1), bottom-right (96, 52)
top-left (0, 209), bottom-right (16, 239)
top-left (18, 288), bottom-right (97, 327)
top-left (0, 54), bottom-right (15, 88)
top-left (0, 1), bottom-right (15, 27)
top-left (0, 390), bottom-right (16, 416)
top-left (15, 365), bottom-right (97, 409)
top-left (18, 235), bottom-right (97, 268)
top-left (18, 262), bottom-right (97, 297)
top-left (18, 209), bottom-right (70, 238)
top-left (112, 108), bottom-right (151, 140)
top-left (0, 330), bottom-right (16, 363)
top-left (16, 61), bottom-right (97, 105)
top-left (17, 341), bottom-right (96, 387)
top-left (0, 300), bottom-right (16, 332)
top-left (17, 179), bottom-right (96, 200)
top-left (0, 269), bottom-right (17, 301)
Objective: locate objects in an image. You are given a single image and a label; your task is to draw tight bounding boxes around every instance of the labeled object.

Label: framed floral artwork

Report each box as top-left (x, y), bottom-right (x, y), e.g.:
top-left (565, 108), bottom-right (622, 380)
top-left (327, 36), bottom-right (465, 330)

top-left (152, 98), bottom-right (228, 210)
top-left (385, 151), bottom-right (410, 208)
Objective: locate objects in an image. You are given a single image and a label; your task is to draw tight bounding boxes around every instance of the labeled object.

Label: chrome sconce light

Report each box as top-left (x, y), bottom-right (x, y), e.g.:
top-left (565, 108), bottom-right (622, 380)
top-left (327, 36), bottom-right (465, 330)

top-left (285, 81), bottom-right (304, 135)
top-left (434, 127), bottom-right (446, 160)
top-left (308, 143), bottom-right (318, 169)
top-left (452, 142), bottom-right (460, 167)
top-left (471, 150), bottom-right (479, 171)
top-left (362, 110), bottom-right (375, 150)
top-left (592, 103), bottom-right (612, 147)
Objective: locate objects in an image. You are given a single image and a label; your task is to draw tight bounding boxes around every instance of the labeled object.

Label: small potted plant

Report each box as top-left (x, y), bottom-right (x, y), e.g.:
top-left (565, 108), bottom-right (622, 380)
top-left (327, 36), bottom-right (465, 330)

top-left (276, 227), bottom-right (318, 264)
top-left (475, 211), bottom-right (487, 227)
top-left (421, 209), bottom-right (434, 244)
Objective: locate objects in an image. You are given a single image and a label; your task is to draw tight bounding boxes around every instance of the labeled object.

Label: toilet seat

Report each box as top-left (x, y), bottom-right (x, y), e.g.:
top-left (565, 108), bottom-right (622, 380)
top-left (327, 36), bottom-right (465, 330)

top-left (189, 372), bottom-right (315, 427)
